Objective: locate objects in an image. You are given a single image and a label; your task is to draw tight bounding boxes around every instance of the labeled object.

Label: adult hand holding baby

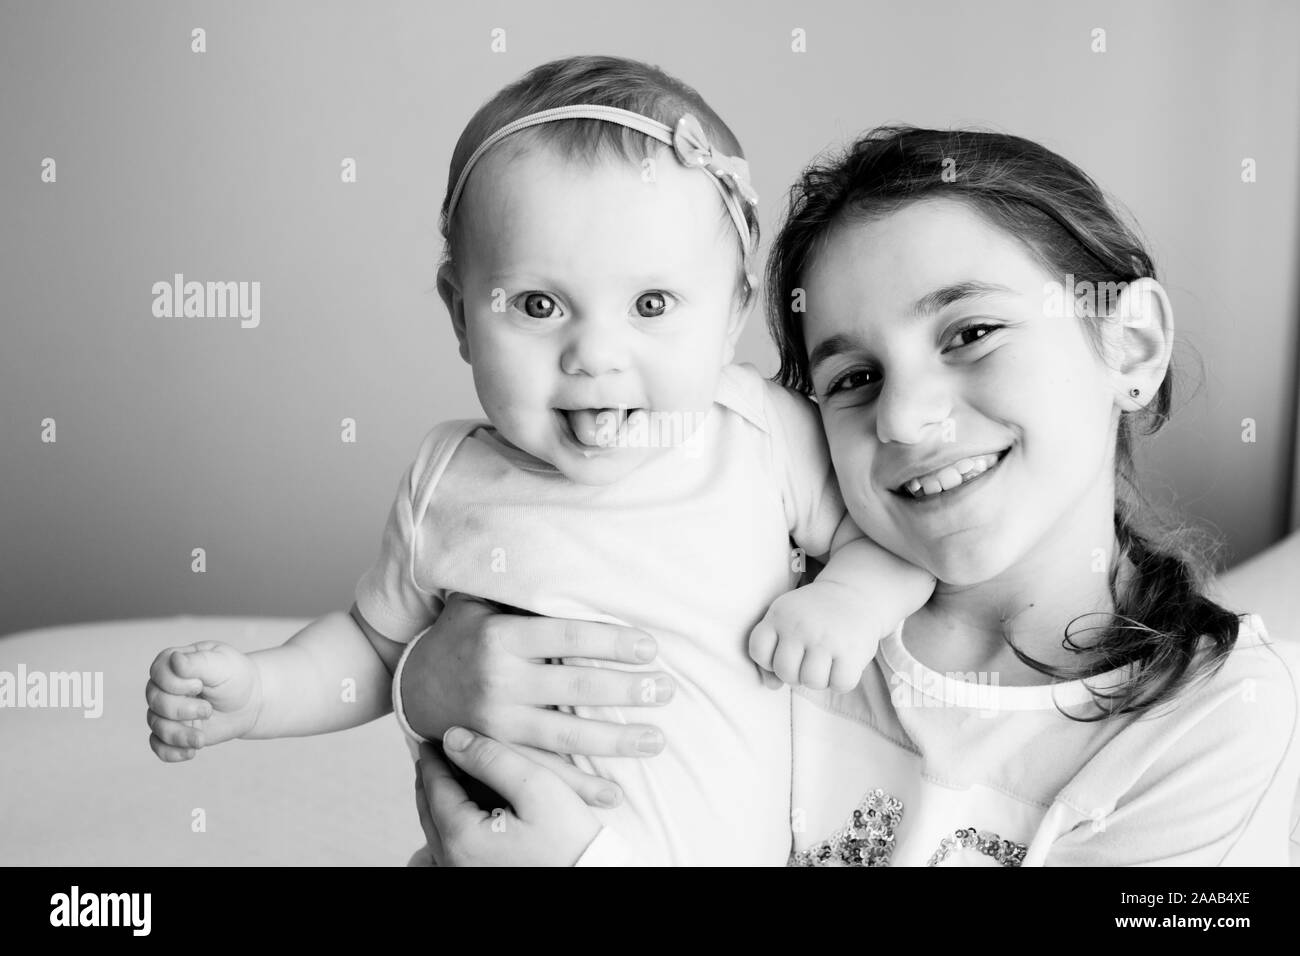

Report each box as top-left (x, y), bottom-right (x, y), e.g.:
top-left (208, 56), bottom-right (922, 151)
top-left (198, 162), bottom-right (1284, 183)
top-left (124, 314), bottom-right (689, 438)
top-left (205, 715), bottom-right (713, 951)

top-left (399, 593), bottom-right (678, 812)
top-left (401, 593), bottom-right (675, 759)
top-left (415, 732), bottom-right (599, 867)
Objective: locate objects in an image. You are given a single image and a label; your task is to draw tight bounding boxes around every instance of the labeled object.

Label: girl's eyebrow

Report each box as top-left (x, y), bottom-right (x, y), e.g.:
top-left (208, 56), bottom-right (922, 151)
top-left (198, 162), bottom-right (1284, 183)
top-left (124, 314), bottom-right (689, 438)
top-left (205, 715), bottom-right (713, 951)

top-left (910, 280), bottom-right (1016, 317)
top-left (809, 333), bottom-right (862, 375)
top-left (809, 280), bottom-right (1018, 374)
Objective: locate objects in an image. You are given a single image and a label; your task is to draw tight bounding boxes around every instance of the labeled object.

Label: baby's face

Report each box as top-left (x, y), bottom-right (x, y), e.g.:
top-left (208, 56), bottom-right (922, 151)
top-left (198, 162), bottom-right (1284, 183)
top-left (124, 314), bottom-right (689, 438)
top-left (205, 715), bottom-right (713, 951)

top-left (802, 198), bottom-right (1123, 585)
top-left (445, 144), bottom-right (747, 485)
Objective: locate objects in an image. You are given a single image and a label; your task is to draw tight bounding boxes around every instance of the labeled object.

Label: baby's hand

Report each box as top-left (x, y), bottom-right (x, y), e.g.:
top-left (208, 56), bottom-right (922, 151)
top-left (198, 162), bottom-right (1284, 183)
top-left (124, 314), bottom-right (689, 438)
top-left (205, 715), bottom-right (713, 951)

top-left (748, 581), bottom-right (893, 693)
top-left (144, 641), bottom-right (262, 762)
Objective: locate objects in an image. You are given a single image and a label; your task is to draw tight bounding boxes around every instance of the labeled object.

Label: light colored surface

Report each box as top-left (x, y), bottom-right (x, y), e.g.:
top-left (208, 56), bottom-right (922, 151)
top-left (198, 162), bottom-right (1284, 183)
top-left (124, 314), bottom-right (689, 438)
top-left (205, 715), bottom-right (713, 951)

top-left (0, 617), bottom-right (422, 866)
top-left (1214, 530), bottom-right (1300, 646)
top-left (2, 0), bottom-right (1297, 638)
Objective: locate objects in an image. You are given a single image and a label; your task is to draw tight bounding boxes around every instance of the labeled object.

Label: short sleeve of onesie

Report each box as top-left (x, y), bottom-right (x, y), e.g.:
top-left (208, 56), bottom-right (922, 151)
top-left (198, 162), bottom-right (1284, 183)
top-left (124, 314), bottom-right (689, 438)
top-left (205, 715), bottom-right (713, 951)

top-left (748, 368), bottom-right (855, 558)
top-left (353, 421), bottom-right (478, 643)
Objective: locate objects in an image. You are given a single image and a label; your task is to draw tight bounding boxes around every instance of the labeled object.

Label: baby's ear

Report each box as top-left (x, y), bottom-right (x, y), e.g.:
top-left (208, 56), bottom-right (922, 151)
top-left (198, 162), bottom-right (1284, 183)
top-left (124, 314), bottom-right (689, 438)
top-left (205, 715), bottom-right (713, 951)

top-left (721, 276), bottom-right (756, 365)
top-left (437, 263), bottom-right (471, 364)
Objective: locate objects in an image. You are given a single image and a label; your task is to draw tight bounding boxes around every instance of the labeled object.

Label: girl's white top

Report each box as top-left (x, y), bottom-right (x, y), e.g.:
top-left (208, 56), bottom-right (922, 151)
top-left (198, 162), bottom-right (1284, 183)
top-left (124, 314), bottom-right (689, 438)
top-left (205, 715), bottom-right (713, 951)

top-left (795, 613), bottom-right (1299, 866)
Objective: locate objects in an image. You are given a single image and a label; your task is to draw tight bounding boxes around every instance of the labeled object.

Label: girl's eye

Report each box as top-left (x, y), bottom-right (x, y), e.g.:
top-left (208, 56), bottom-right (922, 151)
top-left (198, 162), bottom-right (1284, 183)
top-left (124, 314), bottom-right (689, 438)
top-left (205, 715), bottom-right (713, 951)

top-left (635, 291), bottom-right (671, 318)
top-left (519, 292), bottom-right (560, 320)
top-left (948, 322), bottom-right (1000, 349)
top-left (825, 368), bottom-right (876, 397)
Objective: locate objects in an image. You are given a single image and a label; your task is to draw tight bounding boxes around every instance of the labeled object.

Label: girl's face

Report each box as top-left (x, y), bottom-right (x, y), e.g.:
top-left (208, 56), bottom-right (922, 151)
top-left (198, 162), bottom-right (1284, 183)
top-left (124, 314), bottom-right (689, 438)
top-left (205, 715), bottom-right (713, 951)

top-left (442, 144), bottom-right (748, 486)
top-left (802, 198), bottom-right (1125, 586)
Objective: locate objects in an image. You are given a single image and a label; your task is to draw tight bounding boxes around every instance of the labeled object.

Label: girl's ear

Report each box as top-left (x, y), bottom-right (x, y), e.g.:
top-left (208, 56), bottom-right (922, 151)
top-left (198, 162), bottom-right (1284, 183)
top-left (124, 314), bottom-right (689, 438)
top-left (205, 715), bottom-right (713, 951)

top-left (1107, 277), bottom-right (1174, 410)
top-left (437, 263), bottom-right (471, 364)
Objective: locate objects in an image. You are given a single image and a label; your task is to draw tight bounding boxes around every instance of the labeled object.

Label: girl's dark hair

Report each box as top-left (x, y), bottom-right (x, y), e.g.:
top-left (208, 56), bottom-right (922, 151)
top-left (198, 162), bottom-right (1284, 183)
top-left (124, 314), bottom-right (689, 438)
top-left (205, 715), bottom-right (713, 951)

top-left (439, 55), bottom-right (757, 296)
top-left (767, 125), bottom-right (1243, 719)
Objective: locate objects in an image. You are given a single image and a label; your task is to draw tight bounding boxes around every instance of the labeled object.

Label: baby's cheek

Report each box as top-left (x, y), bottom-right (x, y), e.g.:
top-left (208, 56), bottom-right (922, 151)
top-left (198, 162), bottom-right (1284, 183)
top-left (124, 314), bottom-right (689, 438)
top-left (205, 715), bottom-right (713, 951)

top-left (659, 367), bottom-right (714, 416)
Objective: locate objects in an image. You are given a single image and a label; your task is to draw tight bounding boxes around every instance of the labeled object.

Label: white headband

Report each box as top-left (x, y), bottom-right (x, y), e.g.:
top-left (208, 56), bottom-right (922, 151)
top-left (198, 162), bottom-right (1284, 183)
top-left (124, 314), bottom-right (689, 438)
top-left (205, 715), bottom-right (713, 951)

top-left (443, 104), bottom-right (759, 270)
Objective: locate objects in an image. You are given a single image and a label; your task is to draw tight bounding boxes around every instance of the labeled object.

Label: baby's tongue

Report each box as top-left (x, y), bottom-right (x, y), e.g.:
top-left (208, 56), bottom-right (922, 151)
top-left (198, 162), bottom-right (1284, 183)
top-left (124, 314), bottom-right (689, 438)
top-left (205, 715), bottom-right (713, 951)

top-left (566, 408), bottom-right (619, 447)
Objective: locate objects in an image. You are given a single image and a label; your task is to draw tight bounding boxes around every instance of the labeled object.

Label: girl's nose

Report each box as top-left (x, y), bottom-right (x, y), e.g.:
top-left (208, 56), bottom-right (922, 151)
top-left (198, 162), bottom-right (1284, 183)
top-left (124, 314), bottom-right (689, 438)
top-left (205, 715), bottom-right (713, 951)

top-left (874, 377), bottom-right (954, 446)
top-left (560, 319), bottom-right (630, 377)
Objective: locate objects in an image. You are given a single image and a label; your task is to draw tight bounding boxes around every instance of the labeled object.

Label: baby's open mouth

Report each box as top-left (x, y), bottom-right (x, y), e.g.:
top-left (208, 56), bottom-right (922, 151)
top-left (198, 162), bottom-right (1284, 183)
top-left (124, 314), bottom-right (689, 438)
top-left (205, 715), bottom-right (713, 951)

top-left (559, 407), bottom-right (646, 448)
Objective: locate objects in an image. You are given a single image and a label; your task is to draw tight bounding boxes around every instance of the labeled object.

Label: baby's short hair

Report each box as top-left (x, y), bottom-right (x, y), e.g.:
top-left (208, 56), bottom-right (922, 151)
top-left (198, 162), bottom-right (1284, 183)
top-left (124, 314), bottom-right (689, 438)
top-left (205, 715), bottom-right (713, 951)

top-left (440, 55), bottom-right (756, 266)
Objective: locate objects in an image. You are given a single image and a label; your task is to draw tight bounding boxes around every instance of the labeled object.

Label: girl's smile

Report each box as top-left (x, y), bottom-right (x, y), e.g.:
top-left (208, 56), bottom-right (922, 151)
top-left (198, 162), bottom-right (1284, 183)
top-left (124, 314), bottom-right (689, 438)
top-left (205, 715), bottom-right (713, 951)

top-left (891, 445), bottom-right (1012, 503)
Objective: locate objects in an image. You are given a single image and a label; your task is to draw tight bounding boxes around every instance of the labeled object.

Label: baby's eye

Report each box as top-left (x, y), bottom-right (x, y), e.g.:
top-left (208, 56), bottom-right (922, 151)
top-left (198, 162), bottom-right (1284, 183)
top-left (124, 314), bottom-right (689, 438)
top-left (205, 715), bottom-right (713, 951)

top-left (634, 291), bottom-right (671, 318)
top-left (519, 292), bottom-right (561, 320)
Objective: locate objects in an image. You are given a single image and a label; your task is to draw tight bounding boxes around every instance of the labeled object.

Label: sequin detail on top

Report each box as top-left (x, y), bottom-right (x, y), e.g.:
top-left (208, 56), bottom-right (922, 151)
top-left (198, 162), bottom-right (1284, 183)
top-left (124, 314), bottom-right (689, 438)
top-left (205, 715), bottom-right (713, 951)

top-left (789, 789), bottom-right (1027, 867)
top-left (790, 789), bottom-right (903, 867)
top-left (927, 828), bottom-right (1027, 867)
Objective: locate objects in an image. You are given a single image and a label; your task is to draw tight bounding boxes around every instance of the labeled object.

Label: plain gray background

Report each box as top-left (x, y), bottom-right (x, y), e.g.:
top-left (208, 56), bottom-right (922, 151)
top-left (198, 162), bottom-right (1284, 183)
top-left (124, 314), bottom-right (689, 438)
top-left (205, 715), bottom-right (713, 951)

top-left (2, 0), bottom-right (1298, 637)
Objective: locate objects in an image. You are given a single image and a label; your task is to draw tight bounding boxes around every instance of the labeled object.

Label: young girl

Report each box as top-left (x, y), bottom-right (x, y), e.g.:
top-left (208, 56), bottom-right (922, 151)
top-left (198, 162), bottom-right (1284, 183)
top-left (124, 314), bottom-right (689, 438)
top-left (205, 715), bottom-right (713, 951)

top-left (141, 57), bottom-right (935, 866)
top-left (414, 126), bottom-right (1300, 866)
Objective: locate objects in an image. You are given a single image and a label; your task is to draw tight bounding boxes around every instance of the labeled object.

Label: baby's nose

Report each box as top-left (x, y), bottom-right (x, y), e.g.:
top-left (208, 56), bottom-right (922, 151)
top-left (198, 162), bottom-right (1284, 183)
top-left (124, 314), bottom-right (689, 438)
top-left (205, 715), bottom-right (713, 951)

top-left (560, 321), bottom-right (630, 376)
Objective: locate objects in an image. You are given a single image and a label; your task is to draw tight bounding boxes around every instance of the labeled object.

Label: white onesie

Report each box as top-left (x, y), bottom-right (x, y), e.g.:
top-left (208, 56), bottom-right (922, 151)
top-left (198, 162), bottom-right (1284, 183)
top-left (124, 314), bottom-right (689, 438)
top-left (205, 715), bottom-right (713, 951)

top-left (355, 363), bottom-right (851, 865)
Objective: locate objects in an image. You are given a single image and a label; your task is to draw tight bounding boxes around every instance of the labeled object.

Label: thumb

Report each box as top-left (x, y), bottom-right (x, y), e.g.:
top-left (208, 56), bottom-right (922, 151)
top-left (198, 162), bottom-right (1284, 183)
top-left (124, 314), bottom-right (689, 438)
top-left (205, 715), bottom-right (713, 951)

top-left (170, 647), bottom-right (242, 697)
top-left (414, 746), bottom-right (456, 862)
top-left (170, 648), bottom-right (227, 682)
top-left (440, 727), bottom-right (571, 822)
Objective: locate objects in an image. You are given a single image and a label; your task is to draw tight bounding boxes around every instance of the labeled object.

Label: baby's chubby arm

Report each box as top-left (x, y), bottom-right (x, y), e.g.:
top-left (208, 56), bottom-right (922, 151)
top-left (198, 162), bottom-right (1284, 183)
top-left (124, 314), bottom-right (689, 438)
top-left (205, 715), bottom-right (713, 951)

top-left (749, 517), bottom-right (935, 693)
top-left (144, 604), bottom-right (403, 762)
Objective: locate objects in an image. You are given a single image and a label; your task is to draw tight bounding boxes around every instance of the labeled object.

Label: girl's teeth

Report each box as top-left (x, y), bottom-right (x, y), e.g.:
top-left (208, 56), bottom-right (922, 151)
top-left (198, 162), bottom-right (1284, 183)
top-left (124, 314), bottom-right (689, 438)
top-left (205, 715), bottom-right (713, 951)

top-left (904, 452), bottom-right (1002, 498)
top-left (935, 466), bottom-right (965, 491)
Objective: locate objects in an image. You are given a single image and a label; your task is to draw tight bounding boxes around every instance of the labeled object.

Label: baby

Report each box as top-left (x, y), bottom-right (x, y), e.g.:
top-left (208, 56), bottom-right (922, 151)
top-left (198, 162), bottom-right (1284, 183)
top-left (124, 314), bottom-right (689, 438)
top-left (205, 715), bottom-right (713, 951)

top-left (143, 55), bottom-right (935, 866)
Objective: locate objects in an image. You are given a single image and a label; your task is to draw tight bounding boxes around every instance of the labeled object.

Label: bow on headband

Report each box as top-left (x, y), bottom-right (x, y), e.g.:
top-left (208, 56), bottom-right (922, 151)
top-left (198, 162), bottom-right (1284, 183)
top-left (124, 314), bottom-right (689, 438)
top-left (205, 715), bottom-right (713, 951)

top-left (672, 114), bottom-right (760, 207)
